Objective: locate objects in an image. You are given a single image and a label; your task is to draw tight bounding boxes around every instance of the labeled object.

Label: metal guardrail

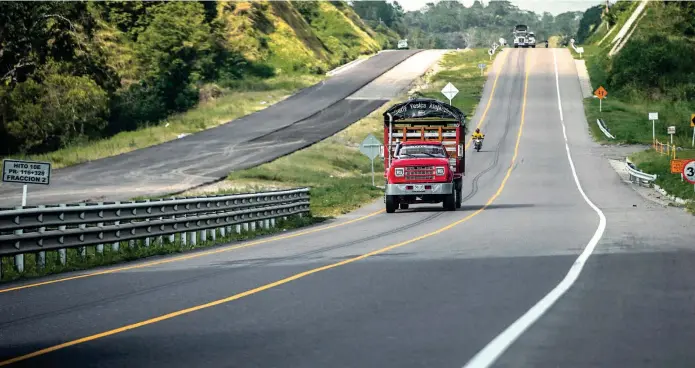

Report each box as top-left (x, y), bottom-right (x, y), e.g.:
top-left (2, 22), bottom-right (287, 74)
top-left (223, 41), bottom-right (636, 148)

top-left (625, 158), bottom-right (656, 186)
top-left (596, 119), bottom-right (616, 139)
top-left (0, 188), bottom-right (310, 261)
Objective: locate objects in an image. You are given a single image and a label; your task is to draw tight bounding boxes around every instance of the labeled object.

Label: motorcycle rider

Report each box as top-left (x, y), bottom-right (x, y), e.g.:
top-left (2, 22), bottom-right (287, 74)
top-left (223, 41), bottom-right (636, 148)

top-left (472, 128), bottom-right (485, 150)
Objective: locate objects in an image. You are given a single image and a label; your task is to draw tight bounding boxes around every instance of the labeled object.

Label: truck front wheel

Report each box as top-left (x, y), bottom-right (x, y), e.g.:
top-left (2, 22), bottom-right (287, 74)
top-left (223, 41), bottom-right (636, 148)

top-left (443, 191), bottom-right (456, 211)
top-left (386, 195), bottom-right (398, 213)
top-left (455, 180), bottom-right (462, 209)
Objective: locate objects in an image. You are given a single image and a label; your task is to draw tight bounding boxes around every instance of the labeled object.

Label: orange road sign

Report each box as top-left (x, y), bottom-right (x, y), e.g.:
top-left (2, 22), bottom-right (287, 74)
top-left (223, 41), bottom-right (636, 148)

top-left (690, 113), bottom-right (695, 128)
top-left (671, 159), bottom-right (690, 174)
top-left (594, 86), bottom-right (607, 99)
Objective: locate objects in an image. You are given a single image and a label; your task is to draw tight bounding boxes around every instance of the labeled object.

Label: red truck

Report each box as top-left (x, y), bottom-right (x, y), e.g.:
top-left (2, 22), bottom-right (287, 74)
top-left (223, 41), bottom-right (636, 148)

top-left (381, 97), bottom-right (467, 213)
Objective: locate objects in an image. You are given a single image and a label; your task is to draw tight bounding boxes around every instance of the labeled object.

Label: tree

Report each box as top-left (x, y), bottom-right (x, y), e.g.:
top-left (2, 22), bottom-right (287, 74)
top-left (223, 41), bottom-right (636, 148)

top-left (4, 66), bottom-right (109, 152)
top-left (134, 2), bottom-right (215, 112)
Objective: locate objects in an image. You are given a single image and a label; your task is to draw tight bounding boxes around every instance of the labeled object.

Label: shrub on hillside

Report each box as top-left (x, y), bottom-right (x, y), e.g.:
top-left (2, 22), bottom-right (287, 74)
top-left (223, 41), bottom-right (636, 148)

top-left (610, 34), bottom-right (695, 99)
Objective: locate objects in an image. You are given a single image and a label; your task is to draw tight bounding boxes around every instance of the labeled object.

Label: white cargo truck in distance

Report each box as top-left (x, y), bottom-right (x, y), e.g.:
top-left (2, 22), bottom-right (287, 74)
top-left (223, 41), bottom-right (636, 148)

top-left (512, 24), bottom-right (533, 48)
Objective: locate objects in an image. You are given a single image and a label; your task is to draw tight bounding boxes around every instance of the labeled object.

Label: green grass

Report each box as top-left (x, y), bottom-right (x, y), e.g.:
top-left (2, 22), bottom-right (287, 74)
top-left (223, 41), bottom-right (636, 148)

top-left (223, 48), bottom-right (494, 218)
top-left (583, 95), bottom-right (695, 146)
top-left (630, 149), bottom-right (695, 212)
top-left (0, 48), bottom-right (497, 282)
top-left (2, 75), bottom-right (323, 169)
top-left (1, 215), bottom-right (321, 283)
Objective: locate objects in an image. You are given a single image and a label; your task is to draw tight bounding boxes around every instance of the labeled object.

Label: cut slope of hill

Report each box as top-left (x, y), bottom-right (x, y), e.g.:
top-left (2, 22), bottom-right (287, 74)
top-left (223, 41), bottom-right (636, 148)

top-left (0, 1), bottom-right (392, 166)
top-left (573, 0), bottom-right (695, 209)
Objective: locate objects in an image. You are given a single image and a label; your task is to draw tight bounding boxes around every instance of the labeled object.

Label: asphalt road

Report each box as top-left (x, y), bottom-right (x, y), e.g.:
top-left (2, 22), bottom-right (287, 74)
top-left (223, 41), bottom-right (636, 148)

top-left (1, 48), bottom-right (694, 368)
top-left (0, 50), bottom-right (421, 208)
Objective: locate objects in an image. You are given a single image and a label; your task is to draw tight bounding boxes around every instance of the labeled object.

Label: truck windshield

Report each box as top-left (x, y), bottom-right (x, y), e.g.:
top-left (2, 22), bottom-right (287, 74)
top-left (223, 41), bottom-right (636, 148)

top-left (396, 145), bottom-right (447, 158)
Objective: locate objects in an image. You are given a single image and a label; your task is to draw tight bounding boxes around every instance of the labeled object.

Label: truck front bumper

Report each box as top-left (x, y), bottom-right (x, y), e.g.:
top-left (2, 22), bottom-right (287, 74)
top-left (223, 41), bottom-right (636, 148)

top-left (385, 183), bottom-right (454, 196)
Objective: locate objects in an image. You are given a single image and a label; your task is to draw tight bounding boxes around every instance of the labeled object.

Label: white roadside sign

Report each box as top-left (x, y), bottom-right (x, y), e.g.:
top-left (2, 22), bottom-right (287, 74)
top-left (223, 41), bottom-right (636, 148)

top-left (359, 134), bottom-right (382, 186)
top-left (649, 112), bottom-right (658, 120)
top-left (668, 126), bottom-right (676, 135)
top-left (441, 82), bottom-right (459, 104)
top-left (2, 159), bottom-right (51, 185)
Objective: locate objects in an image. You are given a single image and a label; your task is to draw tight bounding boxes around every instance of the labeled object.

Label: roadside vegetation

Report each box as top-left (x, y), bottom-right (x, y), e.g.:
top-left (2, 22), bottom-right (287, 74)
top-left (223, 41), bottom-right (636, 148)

top-left (0, 48), bottom-right (497, 283)
top-left (221, 48), bottom-right (493, 218)
top-left (1, 0), bottom-right (582, 170)
top-left (573, 1), bottom-right (695, 210)
top-left (0, 1), bottom-right (386, 167)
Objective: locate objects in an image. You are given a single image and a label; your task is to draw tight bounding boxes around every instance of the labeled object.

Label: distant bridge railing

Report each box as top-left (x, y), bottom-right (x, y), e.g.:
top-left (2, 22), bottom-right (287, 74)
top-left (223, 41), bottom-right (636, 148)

top-left (0, 188), bottom-right (311, 278)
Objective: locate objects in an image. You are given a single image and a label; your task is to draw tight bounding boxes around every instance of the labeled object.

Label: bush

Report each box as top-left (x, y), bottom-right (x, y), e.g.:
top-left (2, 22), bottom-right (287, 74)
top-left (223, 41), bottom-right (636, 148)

top-left (610, 34), bottom-right (695, 98)
top-left (4, 73), bottom-right (109, 152)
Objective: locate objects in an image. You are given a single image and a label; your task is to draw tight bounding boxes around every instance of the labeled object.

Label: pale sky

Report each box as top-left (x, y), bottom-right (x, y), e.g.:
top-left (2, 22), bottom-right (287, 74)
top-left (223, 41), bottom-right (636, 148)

top-left (396, 0), bottom-right (604, 15)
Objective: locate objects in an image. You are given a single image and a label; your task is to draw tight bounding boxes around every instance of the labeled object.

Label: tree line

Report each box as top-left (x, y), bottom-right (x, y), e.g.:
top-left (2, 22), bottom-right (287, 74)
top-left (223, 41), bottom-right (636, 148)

top-left (0, 1), bottom-right (265, 156)
top-left (351, 0), bottom-right (582, 49)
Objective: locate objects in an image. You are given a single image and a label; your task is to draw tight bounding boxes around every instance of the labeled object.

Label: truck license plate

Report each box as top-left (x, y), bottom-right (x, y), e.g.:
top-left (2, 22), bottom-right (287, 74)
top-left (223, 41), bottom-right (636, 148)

top-left (413, 185), bottom-right (425, 192)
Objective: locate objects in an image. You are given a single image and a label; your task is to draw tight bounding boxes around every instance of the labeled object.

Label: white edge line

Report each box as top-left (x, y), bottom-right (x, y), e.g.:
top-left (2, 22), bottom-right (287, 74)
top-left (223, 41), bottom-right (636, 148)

top-left (462, 48), bottom-right (607, 368)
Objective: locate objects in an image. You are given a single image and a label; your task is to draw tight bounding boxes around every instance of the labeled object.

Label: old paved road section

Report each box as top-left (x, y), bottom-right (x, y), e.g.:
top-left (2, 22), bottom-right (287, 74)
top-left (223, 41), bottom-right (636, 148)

top-left (0, 50), bottom-right (422, 207)
top-left (1, 48), bottom-right (694, 368)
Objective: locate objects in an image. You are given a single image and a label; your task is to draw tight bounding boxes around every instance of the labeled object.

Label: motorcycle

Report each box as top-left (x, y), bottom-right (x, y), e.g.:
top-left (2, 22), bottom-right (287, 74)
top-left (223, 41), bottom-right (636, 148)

top-left (474, 138), bottom-right (483, 152)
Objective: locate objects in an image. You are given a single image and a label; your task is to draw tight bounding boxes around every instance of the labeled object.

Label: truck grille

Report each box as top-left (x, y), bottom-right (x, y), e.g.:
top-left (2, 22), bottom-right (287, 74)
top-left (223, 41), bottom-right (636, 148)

top-left (405, 166), bottom-right (435, 180)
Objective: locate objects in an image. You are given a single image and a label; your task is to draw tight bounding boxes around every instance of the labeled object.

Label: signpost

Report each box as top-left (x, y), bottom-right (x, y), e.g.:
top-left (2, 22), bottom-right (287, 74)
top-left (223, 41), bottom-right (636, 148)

top-left (359, 134), bottom-right (382, 186)
top-left (477, 63), bottom-right (486, 76)
top-left (576, 46), bottom-right (584, 58)
top-left (668, 125), bottom-right (676, 145)
top-left (691, 113), bottom-right (695, 147)
top-left (594, 86), bottom-right (607, 112)
top-left (2, 159), bottom-right (51, 273)
top-left (441, 82), bottom-right (459, 105)
top-left (2, 159), bottom-right (51, 206)
top-left (648, 112), bottom-right (658, 144)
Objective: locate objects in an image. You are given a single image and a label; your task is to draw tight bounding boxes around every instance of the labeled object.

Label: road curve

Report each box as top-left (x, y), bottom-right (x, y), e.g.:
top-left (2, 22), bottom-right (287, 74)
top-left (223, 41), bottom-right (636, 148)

top-left (0, 50), bottom-right (421, 208)
top-left (1, 48), bottom-right (694, 368)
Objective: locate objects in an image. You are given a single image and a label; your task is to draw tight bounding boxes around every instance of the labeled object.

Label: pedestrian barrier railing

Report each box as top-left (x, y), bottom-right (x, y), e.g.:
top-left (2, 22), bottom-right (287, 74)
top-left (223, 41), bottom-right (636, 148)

top-left (596, 119), bottom-right (616, 139)
top-left (653, 139), bottom-right (677, 159)
top-left (625, 158), bottom-right (657, 187)
top-left (0, 188), bottom-right (311, 278)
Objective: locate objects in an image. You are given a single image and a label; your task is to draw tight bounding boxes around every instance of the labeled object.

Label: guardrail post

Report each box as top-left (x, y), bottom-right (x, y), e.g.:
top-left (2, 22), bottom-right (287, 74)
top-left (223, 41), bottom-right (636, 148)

top-left (189, 225), bottom-right (196, 246)
top-left (220, 225), bottom-right (225, 238)
top-left (36, 204), bottom-right (46, 270)
top-left (200, 228), bottom-right (207, 243)
top-left (181, 230), bottom-right (187, 247)
top-left (78, 203), bottom-right (87, 259)
top-left (270, 218), bottom-right (276, 227)
top-left (112, 220), bottom-right (120, 252)
top-left (169, 214), bottom-right (176, 244)
top-left (250, 221), bottom-right (256, 231)
top-left (13, 206), bottom-right (24, 273)
top-left (156, 216), bottom-right (163, 246)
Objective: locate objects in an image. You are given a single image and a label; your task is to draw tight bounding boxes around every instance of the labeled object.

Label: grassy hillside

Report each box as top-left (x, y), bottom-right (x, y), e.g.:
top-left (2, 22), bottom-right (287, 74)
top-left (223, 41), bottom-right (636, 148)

top-left (574, 0), bottom-right (695, 208)
top-left (0, 1), bottom-right (393, 168)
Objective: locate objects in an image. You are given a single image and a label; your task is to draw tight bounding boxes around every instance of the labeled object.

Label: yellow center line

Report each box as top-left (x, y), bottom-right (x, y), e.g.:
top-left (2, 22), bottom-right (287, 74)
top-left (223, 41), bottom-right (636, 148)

top-left (0, 209), bottom-right (384, 294)
top-left (0, 49), bottom-right (530, 367)
top-left (0, 49), bottom-right (510, 295)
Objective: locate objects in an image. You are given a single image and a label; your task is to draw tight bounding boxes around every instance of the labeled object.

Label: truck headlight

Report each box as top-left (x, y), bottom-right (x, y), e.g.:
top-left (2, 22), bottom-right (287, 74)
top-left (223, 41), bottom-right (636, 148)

top-left (436, 166), bottom-right (445, 176)
top-left (395, 168), bottom-right (404, 177)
